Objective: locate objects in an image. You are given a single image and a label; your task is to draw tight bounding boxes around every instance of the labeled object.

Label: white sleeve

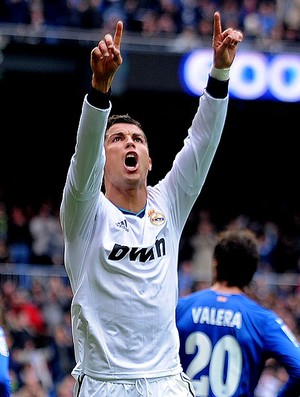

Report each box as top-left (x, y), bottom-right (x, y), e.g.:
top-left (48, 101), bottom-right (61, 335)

top-left (60, 96), bottom-right (111, 242)
top-left (156, 90), bottom-right (228, 229)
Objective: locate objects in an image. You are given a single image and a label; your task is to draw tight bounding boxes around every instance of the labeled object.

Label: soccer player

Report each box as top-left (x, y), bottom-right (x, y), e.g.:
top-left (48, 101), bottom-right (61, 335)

top-left (176, 229), bottom-right (300, 397)
top-left (60, 12), bottom-right (243, 397)
top-left (0, 317), bottom-right (10, 396)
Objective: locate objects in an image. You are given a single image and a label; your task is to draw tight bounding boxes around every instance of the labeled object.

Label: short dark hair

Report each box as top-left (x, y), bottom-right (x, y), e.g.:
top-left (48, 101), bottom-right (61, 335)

top-left (213, 229), bottom-right (259, 289)
top-left (106, 114), bottom-right (143, 131)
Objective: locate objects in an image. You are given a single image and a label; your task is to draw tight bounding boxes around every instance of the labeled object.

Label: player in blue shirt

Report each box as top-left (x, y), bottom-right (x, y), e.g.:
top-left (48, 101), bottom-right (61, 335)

top-left (0, 325), bottom-right (11, 397)
top-left (176, 229), bottom-right (300, 397)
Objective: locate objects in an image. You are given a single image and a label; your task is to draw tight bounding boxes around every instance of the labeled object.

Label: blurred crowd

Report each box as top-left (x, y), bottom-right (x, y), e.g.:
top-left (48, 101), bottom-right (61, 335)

top-left (0, 197), bottom-right (72, 395)
top-left (0, 0), bottom-right (300, 50)
top-left (0, 199), bottom-right (64, 268)
top-left (0, 194), bottom-right (300, 396)
top-left (1, 277), bottom-right (75, 397)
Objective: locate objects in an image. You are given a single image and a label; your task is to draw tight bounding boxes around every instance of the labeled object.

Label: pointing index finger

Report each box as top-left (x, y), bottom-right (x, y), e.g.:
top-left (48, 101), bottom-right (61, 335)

top-left (114, 21), bottom-right (123, 50)
top-left (213, 12), bottom-right (222, 37)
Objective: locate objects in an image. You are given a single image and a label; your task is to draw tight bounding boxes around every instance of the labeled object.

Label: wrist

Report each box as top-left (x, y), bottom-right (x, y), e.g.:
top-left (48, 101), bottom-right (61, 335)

top-left (210, 66), bottom-right (230, 81)
top-left (91, 74), bottom-right (113, 93)
top-left (87, 85), bottom-right (111, 109)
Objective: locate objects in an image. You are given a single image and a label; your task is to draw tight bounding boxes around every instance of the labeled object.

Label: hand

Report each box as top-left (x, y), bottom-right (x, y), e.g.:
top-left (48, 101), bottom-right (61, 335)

top-left (212, 12), bottom-right (243, 69)
top-left (90, 20), bottom-right (123, 93)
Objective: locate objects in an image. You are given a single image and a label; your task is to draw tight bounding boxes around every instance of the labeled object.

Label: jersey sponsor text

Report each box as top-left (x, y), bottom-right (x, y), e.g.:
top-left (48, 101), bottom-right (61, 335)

top-left (108, 238), bottom-right (166, 262)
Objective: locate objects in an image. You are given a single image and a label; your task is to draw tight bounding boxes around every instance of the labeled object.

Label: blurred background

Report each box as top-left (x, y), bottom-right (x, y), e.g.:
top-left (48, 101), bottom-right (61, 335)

top-left (0, 0), bottom-right (300, 395)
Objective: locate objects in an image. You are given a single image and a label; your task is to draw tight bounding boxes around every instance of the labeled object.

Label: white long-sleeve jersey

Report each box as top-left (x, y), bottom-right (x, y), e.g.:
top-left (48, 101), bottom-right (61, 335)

top-left (60, 89), bottom-right (228, 381)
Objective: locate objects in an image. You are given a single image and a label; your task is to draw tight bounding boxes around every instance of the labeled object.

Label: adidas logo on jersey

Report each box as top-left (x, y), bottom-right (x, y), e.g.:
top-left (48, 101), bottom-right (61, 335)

top-left (116, 219), bottom-right (129, 232)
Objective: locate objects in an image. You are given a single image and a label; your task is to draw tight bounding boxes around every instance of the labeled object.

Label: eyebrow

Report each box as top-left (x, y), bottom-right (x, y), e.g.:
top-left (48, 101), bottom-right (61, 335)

top-left (106, 131), bottom-right (146, 141)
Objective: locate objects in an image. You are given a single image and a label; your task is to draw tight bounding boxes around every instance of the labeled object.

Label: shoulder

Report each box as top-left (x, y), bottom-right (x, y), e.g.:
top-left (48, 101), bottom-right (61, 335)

top-left (176, 289), bottom-right (211, 314)
top-left (237, 295), bottom-right (276, 321)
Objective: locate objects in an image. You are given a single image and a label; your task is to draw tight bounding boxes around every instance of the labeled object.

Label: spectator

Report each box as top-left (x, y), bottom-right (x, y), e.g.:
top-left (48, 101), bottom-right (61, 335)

top-left (55, 374), bottom-right (75, 397)
top-left (6, 206), bottom-right (33, 266)
top-left (29, 201), bottom-right (64, 266)
top-left (13, 337), bottom-right (54, 394)
top-left (0, 239), bottom-right (11, 264)
top-left (0, 202), bottom-right (8, 241)
top-left (12, 363), bottom-right (48, 397)
top-left (189, 209), bottom-right (217, 283)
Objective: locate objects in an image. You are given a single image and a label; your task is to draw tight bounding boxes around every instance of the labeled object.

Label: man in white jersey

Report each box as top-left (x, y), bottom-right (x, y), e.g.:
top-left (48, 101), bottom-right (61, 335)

top-left (60, 11), bottom-right (243, 397)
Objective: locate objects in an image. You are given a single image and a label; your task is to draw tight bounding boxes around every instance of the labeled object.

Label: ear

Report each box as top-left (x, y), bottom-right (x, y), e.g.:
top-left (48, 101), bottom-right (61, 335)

top-left (211, 258), bottom-right (217, 283)
top-left (148, 157), bottom-right (152, 171)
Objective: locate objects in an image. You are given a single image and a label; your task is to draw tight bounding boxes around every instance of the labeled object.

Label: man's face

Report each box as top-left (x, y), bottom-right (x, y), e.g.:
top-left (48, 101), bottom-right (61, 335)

top-left (104, 123), bottom-right (152, 190)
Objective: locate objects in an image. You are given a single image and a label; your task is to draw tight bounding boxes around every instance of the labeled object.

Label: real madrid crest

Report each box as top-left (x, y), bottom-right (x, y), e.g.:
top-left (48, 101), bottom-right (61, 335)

top-left (148, 209), bottom-right (166, 226)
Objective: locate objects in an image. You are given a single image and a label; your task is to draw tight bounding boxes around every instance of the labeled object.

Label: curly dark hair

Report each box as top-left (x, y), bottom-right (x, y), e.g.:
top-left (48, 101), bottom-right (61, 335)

top-left (213, 229), bottom-right (259, 289)
top-left (106, 114), bottom-right (143, 131)
top-left (105, 114), bottom-right (148, 146)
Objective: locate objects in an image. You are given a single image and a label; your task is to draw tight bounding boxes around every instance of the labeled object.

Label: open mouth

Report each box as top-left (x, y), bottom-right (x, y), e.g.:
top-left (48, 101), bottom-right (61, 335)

top-left (125, 153), bottom-right (137, 168)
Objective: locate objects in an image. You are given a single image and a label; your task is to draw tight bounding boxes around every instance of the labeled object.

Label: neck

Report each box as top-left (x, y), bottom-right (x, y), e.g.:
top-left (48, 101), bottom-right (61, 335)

top-left (211, 282), bottom-right (243, 294)
top-left (105, 186), bottom-right (147, 214)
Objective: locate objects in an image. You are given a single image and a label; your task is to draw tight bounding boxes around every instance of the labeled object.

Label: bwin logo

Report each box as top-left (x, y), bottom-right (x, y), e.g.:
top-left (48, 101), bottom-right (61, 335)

top-left (108, 238), bottom-right (166, 262)
top-left (116, 220), bottom-right (129, 232)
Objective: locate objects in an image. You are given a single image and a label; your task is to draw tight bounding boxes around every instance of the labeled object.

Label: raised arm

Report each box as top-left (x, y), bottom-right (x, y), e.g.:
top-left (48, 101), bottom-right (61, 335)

top-left (90, 21), bottom-right (123, 93)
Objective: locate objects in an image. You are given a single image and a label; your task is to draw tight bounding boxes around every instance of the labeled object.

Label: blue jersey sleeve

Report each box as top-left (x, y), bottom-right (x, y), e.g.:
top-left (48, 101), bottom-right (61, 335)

top-left (263, 316), bottom-right (300, 397)
top-left (0, 327), bottom-right (11, 397)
